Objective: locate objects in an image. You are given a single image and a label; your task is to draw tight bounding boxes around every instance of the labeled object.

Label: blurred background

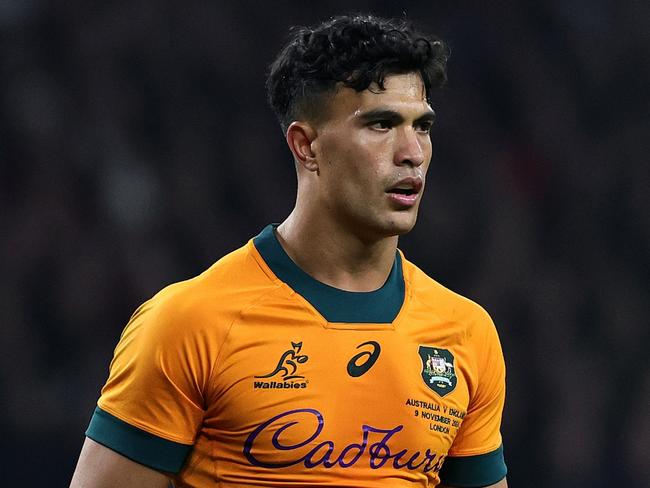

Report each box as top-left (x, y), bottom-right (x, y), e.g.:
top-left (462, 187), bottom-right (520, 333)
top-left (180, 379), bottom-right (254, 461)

top-left (1, 1), bottom-right (648, 486)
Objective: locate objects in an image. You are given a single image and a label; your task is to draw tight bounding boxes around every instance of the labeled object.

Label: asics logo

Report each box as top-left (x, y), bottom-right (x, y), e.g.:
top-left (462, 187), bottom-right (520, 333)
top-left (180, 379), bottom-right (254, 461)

top-left (347, 341), bottom-right (381, 377)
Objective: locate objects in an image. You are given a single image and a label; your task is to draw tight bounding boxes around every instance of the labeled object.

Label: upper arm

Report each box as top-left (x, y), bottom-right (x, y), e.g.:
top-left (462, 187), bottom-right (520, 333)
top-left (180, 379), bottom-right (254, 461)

top-left (439, 478), bottom-right (508, 488)
top-left (70, 437), bottom-right (171, 488)
top-left (97, 295), bottom-right (210, 444)
top-left (83, 292), bottom-right (212, 473)
top-left (439, 308), bottom-right (508, 487)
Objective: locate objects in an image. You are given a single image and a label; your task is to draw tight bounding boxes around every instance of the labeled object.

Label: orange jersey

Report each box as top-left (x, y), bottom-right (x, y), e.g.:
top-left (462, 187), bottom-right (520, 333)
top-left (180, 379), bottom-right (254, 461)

top-left (87, 225), bottom-right (507, 487)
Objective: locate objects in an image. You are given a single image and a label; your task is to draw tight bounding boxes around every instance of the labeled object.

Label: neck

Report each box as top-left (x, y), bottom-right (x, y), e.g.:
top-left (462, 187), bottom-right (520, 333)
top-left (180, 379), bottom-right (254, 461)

top-left (276, 208), bottom-right (398, 292)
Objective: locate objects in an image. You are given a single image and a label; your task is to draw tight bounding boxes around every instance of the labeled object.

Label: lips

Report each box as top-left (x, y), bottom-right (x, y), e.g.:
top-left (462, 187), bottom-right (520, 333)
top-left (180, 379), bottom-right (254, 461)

top-left (385, 176), bottom-right (423, 207)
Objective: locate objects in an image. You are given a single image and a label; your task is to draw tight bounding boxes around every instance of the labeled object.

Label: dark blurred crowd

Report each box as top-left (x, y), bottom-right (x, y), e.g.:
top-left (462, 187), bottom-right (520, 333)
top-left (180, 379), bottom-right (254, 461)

top-left (1, 1), bottom-right (648, 486)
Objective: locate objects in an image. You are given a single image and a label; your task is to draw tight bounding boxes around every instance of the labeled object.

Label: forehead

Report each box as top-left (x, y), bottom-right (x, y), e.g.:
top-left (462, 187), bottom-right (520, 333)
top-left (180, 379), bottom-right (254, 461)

top-left (329, 72), bottom-right (430, 119)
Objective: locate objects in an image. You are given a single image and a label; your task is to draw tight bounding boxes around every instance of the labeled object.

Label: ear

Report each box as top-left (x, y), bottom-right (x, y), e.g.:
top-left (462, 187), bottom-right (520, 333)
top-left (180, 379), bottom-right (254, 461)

top-left (286, 121), bottom-right (319, 172)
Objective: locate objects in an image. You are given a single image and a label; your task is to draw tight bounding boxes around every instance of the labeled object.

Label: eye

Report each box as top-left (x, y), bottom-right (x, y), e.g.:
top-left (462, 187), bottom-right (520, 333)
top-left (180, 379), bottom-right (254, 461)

top-left (369, 120), bottom-right (393, 131)
top-left (415, 120), bottom-right (433, 134)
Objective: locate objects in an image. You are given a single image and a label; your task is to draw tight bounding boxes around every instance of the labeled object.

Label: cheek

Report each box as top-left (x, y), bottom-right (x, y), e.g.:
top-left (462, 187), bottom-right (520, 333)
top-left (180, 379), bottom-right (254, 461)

top-left (355, 155), bottom-right (385, 192)
top-left (422, 158), bottom-right (431, 177)
top-left (318, 131), bottom-right (393, 194)
top-left (329, 147), bottom-right (379, 183)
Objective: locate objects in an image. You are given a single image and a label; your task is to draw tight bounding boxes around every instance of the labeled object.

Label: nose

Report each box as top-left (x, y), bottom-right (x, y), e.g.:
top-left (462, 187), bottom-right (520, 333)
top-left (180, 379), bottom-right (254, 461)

top-left (395, 127), bottom-right (425, 167)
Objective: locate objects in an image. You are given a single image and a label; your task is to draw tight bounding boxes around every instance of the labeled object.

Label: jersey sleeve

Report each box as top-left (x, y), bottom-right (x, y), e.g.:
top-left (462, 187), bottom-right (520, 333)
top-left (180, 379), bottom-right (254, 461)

top-left (86, 289), bottom-right (213, 473)
top-left (439, 309), bottom-right (507, 487)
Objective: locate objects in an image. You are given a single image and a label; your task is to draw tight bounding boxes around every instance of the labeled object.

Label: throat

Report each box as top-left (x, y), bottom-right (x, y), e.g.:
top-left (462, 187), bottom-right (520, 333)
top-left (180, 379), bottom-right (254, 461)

top-left (275, 221), bottom-right (398, 292)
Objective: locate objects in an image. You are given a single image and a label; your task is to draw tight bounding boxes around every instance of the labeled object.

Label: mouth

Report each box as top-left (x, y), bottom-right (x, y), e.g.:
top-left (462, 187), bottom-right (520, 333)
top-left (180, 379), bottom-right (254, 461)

top-left (385, 177), bottom-right (423, 207)
top-left (386, 176), bottom-right (423, 195)
top-left (388, 187), bottom-right (418, 196)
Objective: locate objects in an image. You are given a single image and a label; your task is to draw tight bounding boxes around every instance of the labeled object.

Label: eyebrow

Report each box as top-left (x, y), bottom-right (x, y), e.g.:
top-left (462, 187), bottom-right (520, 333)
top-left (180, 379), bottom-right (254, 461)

top-left (357, 108), bottom-right (436, 125)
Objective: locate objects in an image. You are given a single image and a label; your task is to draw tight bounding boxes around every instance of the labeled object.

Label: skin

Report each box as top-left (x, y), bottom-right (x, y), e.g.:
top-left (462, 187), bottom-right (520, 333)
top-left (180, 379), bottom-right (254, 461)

top-left (278, 72), bottom-right (434, 292)
top-left (70, 438), bottom-right (170, 487)
top-left (69, 72), bottom-right (507, 488)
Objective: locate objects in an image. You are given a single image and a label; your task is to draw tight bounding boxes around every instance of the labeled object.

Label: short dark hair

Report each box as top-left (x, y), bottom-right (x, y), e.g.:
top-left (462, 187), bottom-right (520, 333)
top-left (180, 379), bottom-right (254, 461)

top-left (266, 14), bottom-right (449, 131)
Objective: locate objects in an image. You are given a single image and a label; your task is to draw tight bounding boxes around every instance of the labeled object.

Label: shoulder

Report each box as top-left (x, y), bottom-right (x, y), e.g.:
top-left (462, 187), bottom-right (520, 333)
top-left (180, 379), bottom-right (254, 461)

top-left (124, 240), bottom-right (279, 342)
top-left (401, 254), bottom-right (496, 338)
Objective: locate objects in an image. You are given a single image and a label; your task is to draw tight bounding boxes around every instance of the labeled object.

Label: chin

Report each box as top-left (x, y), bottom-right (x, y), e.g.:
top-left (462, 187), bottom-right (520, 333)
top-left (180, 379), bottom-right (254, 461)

top-left (391, 223), bottom-right (417, 236)
top-left (344, 208), bottom-right (419, 240)
top-left (380, 213), bottom-right (419, 237)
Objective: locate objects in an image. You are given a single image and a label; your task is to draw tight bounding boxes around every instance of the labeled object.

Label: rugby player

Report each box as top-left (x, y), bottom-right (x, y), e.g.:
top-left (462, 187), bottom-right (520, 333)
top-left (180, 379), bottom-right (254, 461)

top-left (71, 14), bottom-right (507, 488)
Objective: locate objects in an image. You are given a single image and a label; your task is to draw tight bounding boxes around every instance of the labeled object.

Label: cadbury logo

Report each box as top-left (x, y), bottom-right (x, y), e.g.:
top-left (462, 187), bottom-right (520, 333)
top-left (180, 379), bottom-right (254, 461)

top-left (243, 408), bottom-right (446, 473)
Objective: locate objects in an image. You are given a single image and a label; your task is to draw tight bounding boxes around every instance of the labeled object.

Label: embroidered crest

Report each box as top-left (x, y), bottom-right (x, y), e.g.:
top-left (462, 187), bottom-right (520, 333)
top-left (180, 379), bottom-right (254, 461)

top-left (418, 346), bottom-right (457, 397)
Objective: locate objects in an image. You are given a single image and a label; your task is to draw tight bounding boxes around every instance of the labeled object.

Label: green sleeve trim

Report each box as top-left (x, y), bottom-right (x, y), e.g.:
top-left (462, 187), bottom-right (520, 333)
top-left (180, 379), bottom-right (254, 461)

top-left (86, 406), bottom-right (193, 474)
top-left (439, 444), bottom-right (507, 487)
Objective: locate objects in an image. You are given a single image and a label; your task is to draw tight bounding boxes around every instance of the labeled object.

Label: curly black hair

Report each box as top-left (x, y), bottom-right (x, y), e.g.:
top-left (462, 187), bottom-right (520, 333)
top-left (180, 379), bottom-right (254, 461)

top-left (266, 14), bottom-right (449, 131)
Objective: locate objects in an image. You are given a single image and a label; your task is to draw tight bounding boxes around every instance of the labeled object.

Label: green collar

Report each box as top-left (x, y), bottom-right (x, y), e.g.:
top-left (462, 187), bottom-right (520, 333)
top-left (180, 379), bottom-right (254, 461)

top-left (253, 225), bottom-right (404, 323)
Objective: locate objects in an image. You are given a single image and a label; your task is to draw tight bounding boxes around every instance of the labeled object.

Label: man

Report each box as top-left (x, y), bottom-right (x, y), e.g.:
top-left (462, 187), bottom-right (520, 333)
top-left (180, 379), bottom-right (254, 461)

top-left (71, 14), bottom-right (507, 488)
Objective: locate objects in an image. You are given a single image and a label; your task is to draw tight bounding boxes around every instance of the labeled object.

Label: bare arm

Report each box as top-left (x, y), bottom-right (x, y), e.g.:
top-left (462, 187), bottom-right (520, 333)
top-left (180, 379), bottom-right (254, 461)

top-left (70, 438), bottom-right (171, 488)
top-left (440, 478), bottom-right (507, 488)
